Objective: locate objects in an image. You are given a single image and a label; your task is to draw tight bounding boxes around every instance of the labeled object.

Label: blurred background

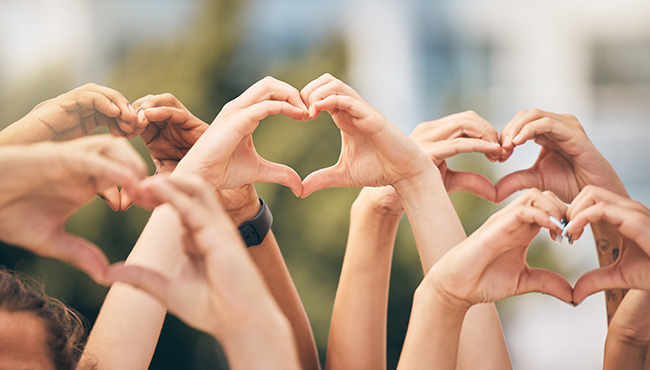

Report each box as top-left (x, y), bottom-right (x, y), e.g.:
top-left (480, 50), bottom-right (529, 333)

top-left (1, 0), bottom-right (649, 368)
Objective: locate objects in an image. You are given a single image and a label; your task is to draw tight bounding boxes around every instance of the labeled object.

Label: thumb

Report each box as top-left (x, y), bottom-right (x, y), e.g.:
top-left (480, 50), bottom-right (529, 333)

top-left (495, 168), bottom-right (542, 203)
top-left (573, 265), bottom-right (625, 305)
top-left (445, 170), bottom-right (497, 203)
top-left (300, 164), bottom-right (348, 198)
top-left (98, 186), bottom-right (121, 212)
top-left (256, 159), bottom-right (303, 197)
top-left (42, 233), bottom-right (110, 284)
top-left (521, 267), bottom-right (574, 304)
top-left (106, 263), bottom-right (171, 307)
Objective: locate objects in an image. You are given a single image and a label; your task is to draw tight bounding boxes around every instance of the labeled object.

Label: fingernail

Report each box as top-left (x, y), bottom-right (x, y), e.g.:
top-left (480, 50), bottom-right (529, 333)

top-left (503, 136), bottom-right (511, 146)
top-left (513, 134), bottom-right (523, 144)
top-left (568, 234), bottom-right (573, 245)
top-left (561, 221), bottom-right (573, 238)
top-left (549, 216), bottom-right (564, 230)
top-left (555, 234), bottom-right (563, 244)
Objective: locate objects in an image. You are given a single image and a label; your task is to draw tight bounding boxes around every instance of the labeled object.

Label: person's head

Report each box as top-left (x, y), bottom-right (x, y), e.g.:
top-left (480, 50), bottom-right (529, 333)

top-left (0, 267), bottom-right (86, 370)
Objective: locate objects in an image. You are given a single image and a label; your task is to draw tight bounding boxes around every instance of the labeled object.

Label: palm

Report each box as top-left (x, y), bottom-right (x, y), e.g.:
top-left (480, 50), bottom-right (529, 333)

top-left (141, 119), bottom-right (207, 175)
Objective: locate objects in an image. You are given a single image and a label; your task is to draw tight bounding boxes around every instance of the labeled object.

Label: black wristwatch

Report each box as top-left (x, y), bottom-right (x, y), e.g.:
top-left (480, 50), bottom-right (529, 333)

top-left (238, 197), bottom-right (273, 247)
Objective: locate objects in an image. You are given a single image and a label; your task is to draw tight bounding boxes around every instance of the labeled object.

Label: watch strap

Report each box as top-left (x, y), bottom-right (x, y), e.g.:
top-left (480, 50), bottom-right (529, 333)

top-left (238, 197), bottom-right (273, 247)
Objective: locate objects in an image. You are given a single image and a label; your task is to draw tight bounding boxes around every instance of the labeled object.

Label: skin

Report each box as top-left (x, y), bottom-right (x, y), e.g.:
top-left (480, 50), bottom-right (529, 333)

top-left (398, 189), bottom-right (573, 370)
top-left (325, 111), bottom-right (504, 370)
top-left (603, 290), bottom-right (650, 370)
top-left (0, 83), bottom-right (145, 211)
top-left (0, 311), bottom-right (55, 370)
top-left (300, 74), bottom-right (510, 369)
top-left (497, 108), bottom-right (628, 321)
top-left (108, 175), bottom-right (300, 370)
top-left (82, 79), bottom-right (318, 369)
top-left (0, 136), bottom-right (147, 281)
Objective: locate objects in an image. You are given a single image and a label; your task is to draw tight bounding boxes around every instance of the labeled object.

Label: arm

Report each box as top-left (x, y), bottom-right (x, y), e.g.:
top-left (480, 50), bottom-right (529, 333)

top-left (398, 189), bottom-right (573, 369)
top-left (218, 184), bottom-right (320, 370)
top-left (83, 80), bottom-right (313, 369)
top-left (603, 290), bottom-right (650, 370)
top-left (299, 75), bottom-right (510, 369)
top-left (498, 109), bottom-right (629, 320)
top-left (108, 175), bottom-right (300, 370)
top-left (325, 187), bottom-right (401, 370)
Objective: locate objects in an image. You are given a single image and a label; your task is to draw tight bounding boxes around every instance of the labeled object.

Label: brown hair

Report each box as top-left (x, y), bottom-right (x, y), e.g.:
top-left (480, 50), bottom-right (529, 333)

top-left (0, 267), bottom-right (86, 370)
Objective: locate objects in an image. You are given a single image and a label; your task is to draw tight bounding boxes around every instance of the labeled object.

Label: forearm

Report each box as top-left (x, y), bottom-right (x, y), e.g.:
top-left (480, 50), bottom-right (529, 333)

top-left (591, 221), bottom-right (627, 323)
top-left (398, 285), bottom-right (468, 370)
top-left (81, 205), bottom-right (184, 369)
top-left (326, 190), bottom-right (401, 370)
top-left (604, 290), bottom-right (650, 370)
top-left (220, 309), bottom-right (301, 370)
top-left (394, 166), bottom-right (511, 369)
top-left (245, 231), bottom-right (320, 370)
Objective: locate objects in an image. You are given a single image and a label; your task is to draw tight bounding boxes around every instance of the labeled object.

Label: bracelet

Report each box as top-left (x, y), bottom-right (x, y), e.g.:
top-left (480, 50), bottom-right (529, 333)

top-left (238, 197), bottom-right (273, 247)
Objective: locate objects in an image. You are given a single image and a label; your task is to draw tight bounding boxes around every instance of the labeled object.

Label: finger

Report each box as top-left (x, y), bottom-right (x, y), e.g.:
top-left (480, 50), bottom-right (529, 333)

top-left (98, 185), bottom-right (121, 212)
top-left (567, 202), bottom-right (650, 247)
top-left (445, 170), bottom-right (497, 202)
top-left (41, 233), bottom-right (111, 284)
top-left (567, 185), bottom-right (646, 220)
top-left (90, 136), bottom-right (149, 178)
top-left (500, 109), bottom-right (548, 149)
top-left (573, 265), bottom-right (625, 305)
top-left (119, 188), bottom-right (135, 212)
top-left (255, 158), bottom-right (303, 197)
top-left (312, 95), bottom-right (381, 131)
top-left (411, 111), bottom-right (500, 146)
top-left (495, 168), bottom-right (542, 203)
top-left (106, 263), bottom-right (171, 306)
top-left (418, 138), bottom-right (502, 164)
top-left (300, 73), bottom-right (341, 109)
top-left (520, 267), bottom-right (574, 304)
top-left (301, 165), bottom-right (349, 198)
top-left (133, 93), bottom-right (186, 111)
top-left (230, 76), bottom-right (307, 112)
top-left (306, 79), bottom-right (364, 119)
top-left (222, 101), bottom-right (306, 135)
top-left (79, 83), bottom-right (137, 123)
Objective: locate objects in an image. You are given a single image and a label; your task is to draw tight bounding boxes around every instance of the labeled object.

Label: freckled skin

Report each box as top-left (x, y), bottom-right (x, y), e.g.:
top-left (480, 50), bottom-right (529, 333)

top-left (0, 311), bottom-right (55, 370)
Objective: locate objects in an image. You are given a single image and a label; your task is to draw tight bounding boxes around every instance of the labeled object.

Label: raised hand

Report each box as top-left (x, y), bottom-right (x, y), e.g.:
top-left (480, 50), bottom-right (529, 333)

top-left (496, 109), bottom-right (626, 203)
top-left (0, 135), bottom-right (147, 281)
top-left (423, 188), bottom-right (574, 307)
top-left (132, 93), bottom-right (208, 176)
top-left (108, 175), bottom-right (300, 370)
top-left (410, 110), bottom-right (502, 202)
top-left (0, 83), bottom-right (140, 144)
top-left (566, 186), bottom-right (650, 304)
top-left (173, 76), bottom-right (306, 196)
top-left (299, 74), bottom-right (435, 197)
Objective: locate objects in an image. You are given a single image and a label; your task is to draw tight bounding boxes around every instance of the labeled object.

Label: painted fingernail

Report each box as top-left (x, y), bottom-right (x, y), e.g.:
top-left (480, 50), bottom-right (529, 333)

top-left (555, 234), bottom-right (563, 244)
top-left (561, 221), bottom-right (573, 238)
top-left (549, 216), bottom-right (564, 230)
top-left (567, 234), bottom-right (573, 245)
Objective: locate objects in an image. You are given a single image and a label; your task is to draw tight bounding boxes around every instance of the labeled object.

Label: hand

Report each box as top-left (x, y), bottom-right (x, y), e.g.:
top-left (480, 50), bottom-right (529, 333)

top-left (0, 83), bottom-right (140, 144)
top-left (496, 109), bottom-right (627, 203)
top-left (133, 93), bottom-right (208, 176)
top-left (0, 135), bottom-right (147, 281)
top-left (300, 74), bottom-right (434, 197)
top-left (410, 110), bottom-right (502, 202)
top-left (107, 175), bottom-right (283, 341)
top-left (422, 188), bottom-right (574, 308)
top-left (174, 76), bottom-right (306, 196)
top-left (565, 186), bottom-right (650, 303)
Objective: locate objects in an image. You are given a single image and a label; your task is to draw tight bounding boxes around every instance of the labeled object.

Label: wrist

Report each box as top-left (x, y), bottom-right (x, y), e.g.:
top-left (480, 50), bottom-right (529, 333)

top-left (352, 187), bottom-right (404, 218)
top-left (392, 163), bottom-right (443, 202)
